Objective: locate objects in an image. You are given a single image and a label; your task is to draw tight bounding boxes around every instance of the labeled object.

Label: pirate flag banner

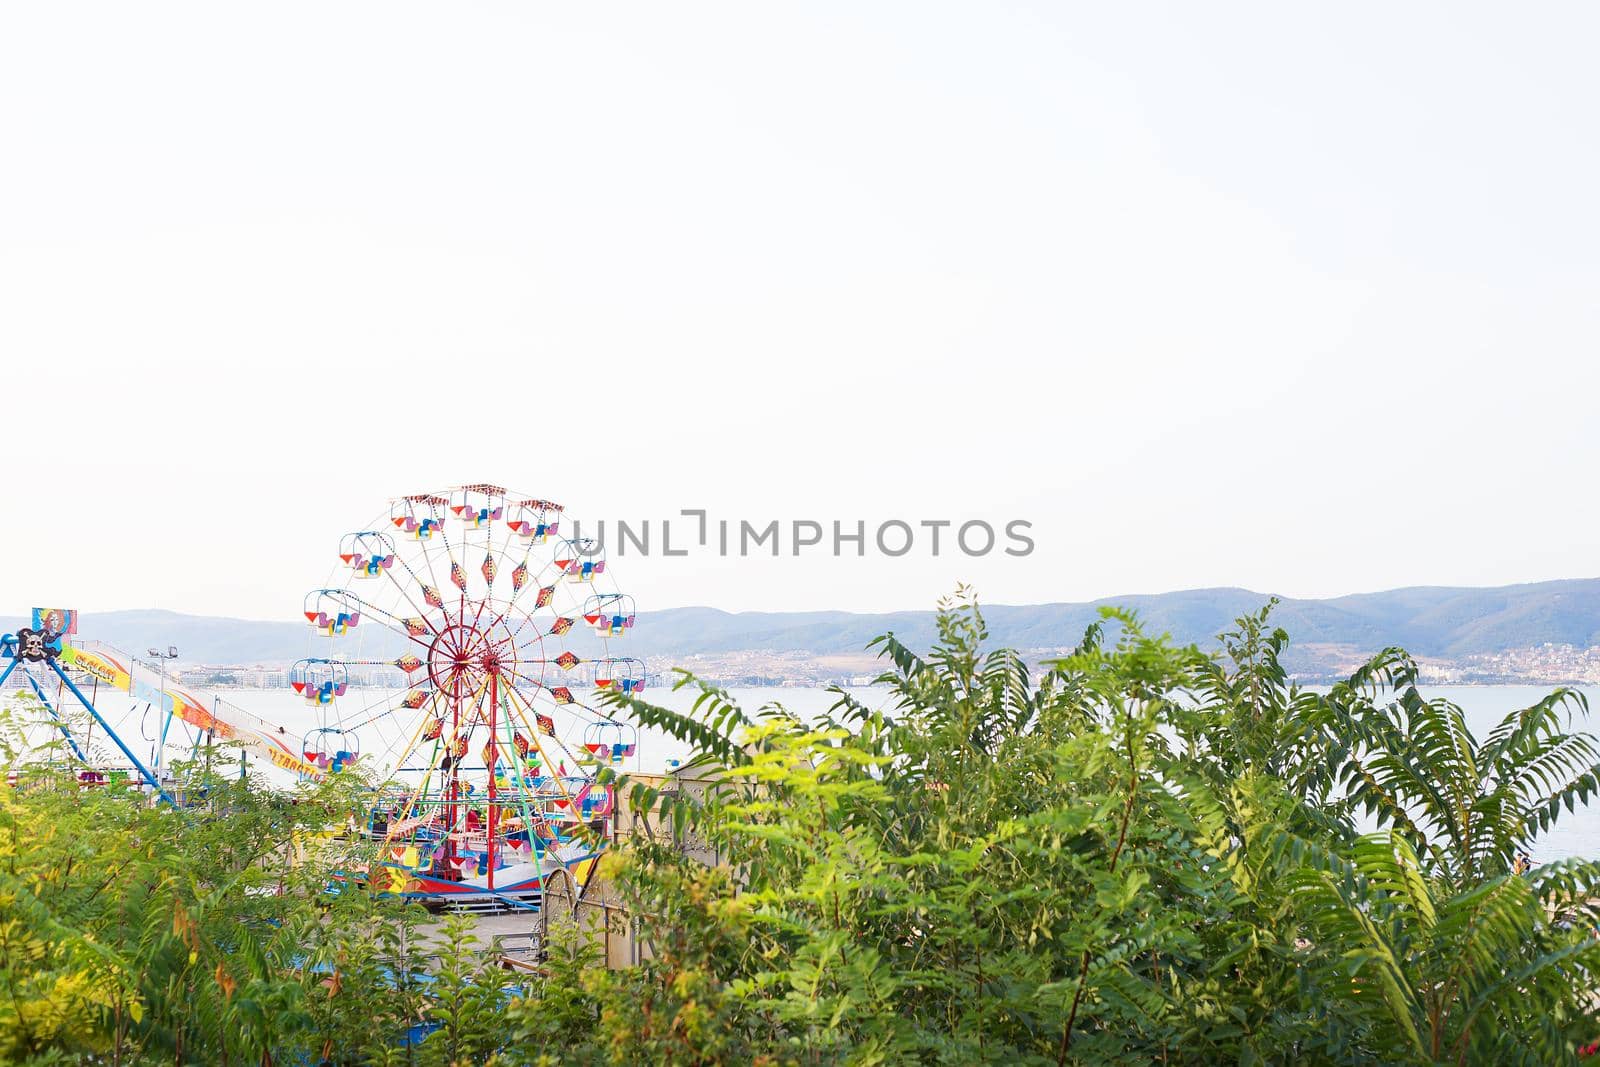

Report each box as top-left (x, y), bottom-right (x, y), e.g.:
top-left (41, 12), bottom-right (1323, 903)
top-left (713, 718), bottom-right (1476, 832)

top-left (13, 628), bottom-right (59, 663)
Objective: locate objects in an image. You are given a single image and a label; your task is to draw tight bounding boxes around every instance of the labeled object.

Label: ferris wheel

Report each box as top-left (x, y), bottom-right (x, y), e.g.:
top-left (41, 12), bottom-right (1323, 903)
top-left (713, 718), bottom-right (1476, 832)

top-left (296, 483), bottom-right (645, 903)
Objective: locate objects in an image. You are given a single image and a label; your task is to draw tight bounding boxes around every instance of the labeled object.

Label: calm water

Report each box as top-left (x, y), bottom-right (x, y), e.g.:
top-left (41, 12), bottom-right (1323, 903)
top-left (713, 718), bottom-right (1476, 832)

top-left (67, 684), bottom-right (1600, 861)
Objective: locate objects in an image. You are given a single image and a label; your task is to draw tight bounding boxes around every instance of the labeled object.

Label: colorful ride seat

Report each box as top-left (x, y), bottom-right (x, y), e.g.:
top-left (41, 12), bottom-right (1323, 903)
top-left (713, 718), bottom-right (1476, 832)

top-left (305, 610), bottom-right (359, 636)
top-left (392, 515), bottom-right (440, 540)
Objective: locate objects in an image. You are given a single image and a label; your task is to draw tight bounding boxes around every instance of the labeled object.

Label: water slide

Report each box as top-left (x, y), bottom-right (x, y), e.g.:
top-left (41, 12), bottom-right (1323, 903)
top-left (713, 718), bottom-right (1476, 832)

top-left (51, 640), bottom-right (323, 779)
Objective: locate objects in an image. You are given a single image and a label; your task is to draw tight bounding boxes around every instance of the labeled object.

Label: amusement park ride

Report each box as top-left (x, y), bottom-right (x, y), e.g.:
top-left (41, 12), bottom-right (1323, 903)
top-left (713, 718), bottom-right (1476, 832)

top-left (0, 484), bottom-right (645, 911)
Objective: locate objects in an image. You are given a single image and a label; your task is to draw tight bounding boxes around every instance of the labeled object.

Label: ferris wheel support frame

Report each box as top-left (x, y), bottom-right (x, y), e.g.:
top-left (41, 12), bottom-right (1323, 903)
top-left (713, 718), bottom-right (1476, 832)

top-left (487, 667), bottom-right (499, 890)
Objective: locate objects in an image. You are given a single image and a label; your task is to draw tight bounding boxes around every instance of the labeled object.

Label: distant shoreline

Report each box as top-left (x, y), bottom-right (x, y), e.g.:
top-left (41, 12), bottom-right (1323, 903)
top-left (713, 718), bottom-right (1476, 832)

top-left (9, 577), bottom-right (1600, 688)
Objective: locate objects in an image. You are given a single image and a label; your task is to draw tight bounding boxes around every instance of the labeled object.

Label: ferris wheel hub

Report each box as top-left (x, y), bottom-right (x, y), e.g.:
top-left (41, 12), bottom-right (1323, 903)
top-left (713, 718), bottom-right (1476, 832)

top-left (426, 619), bottom-right (521, 698)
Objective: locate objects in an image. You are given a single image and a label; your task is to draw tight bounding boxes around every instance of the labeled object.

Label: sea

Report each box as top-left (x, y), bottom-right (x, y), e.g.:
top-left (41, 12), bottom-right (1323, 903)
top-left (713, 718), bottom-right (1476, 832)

top-left (59, 683), bottom-right (1600, 862)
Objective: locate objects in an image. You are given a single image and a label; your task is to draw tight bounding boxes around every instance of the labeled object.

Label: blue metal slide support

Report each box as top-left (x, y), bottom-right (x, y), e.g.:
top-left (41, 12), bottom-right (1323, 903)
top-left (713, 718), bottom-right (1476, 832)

top-left (45, 656), bottom-right (178, 807)
top-left (22, 673), bottom-right (93, 764)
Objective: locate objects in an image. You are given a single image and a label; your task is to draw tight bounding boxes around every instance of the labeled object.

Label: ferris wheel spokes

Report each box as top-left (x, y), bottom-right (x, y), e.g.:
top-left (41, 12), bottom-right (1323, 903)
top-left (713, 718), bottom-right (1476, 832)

top-left (304, 588), bottom-right (440, 648)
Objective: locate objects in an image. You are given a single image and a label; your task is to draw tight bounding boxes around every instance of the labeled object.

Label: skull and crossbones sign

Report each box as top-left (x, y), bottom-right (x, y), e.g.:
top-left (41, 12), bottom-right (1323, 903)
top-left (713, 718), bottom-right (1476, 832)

top-left (14, 627), bottom-right (58, 663)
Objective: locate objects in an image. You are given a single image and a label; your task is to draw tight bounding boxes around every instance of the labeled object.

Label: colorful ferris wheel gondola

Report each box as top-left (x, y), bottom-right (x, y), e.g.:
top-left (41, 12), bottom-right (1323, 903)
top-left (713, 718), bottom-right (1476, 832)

top-left (590, 657), bottom-right (647, 695)
top-left (582, 593), bottom-right (636, 637)
top-left (289, 658), bottom-right (349, 705)
top-left (389, 493), bottom-right (448, 540)
top-left (581, 719), bottom-right (638, 766)
top-left (303, 589), bottom-right (362, 637)
top-left (449, 483), bottom-right (506, 529)
top-left (507, 498), bottom-right (563, 543)
top-left (338, 530), bottom-right (397, 580)
top-left (550, 535), bottom-right (606, 584)
top-left (300, 725), bottom-right (361, 774)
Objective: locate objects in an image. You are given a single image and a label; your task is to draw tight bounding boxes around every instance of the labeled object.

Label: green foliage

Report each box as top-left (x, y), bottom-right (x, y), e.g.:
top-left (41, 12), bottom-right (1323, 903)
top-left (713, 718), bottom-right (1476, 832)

top-left (0, 692), bottom-right (451, 1066)
top-left (5, 586), bottom-right (1600, 1065)
top-left (416, 913), bottom-right (511, 1067)
top-left (566, 588), bottom-right (1600, 1065)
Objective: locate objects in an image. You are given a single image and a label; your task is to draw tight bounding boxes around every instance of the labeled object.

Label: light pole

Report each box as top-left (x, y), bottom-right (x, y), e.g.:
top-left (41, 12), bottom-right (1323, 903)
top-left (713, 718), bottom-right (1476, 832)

top-left (148, 645), bottom-right (179, 775)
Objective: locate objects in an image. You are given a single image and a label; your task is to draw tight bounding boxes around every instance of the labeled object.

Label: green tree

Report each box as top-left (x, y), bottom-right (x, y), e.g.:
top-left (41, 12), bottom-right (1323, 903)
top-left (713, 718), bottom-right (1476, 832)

top-left (418, 912), bottom-right (512, 1067)
top-left (567, 590), bottom-right (1600, 1065)
top-left (7, 587), bottom-right (1600, 1066)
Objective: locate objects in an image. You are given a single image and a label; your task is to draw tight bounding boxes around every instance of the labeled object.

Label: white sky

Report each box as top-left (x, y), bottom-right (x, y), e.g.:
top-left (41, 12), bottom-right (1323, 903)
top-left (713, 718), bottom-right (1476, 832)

top-left (3, 3), bottom-right (1597, 621)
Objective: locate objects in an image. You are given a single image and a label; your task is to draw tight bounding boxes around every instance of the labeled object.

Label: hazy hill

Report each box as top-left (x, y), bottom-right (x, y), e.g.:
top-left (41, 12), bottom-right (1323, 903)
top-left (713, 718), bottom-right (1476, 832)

top-left (3, 578), bottom-right (1598, 666)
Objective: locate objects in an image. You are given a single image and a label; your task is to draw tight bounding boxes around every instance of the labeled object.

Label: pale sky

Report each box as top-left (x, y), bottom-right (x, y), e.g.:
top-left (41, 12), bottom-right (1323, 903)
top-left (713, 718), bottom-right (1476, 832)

top-left (3, 3), bottom-right (1596, 622)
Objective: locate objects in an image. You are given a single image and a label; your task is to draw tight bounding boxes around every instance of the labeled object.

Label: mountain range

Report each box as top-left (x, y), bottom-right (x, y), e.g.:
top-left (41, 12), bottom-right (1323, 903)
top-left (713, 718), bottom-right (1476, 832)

top-left (5, 578), bottom-right (1598, 667)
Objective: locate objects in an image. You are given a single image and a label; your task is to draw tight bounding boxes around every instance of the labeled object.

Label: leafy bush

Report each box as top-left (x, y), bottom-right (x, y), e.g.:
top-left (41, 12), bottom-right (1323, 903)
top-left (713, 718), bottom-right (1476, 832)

top-left (5, 590), bottom-right (1600, 1065)
top-left (536, 591), bottom-right (1600, 1065)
